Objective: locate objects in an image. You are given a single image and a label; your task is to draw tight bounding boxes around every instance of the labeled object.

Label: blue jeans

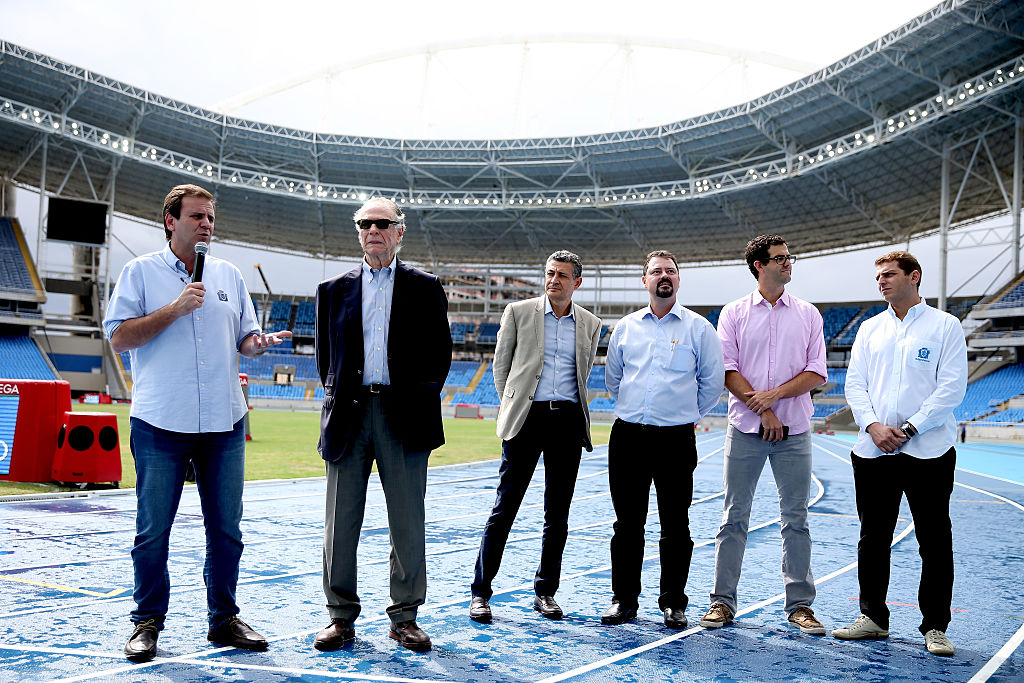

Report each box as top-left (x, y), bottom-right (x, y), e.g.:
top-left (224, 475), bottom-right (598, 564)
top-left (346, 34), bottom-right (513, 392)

top-left (129, 417), bottom-right (245, 629)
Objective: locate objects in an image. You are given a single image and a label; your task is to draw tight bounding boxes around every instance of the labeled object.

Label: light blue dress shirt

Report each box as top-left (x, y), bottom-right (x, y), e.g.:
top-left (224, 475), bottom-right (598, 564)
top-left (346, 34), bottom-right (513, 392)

top-left (361, 260), bottom-right (395, 385)
top-left (103, 244), bottom-right (260, 433)
top-left (534, 297), bottom-right (579, 402)
top-left (606, 301), bottom-right (725, 426)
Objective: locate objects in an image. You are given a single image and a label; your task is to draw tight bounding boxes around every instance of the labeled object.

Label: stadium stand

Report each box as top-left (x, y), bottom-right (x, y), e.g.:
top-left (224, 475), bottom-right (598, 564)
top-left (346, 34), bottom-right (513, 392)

top-left (821, 306), bottom-right (860, 344)
top-left (314, 386), bottom-right (325, 402)
top-left (822, 368), bottom-right (847, 397)
top-left (975, 408), bottom-right (1024, 424)
top-left (0, 218), bottom-right (35, 296)
top-left (703, 308), bottom-right (721, 329)
top-left (988, 276), bottom-right (1024, 310)
top-left (707, 399), bottom-right (729, 417)
top-left (812, 403), bottom-right (845, 419)
top-left (0, 334), bottom-right (57, 379)
top-left (238, 352), bottom-right (316, 380)
top-left (450, 322), bottom-right (473, 343)
top-left (248, 384), bottom-right (305, 400)
top-left (476, 322), bottom-right (500, 345)
top-left (588, 397), bottom-right (616, 412)
top-left (452, 364), bottom-right (499, 406)
top-left (955, 362), bottom-right (1024, 422)
top-left (445, 360), bottom-right (479, 389)
top-left (833, 304), bottom-right (886, 345)
top-left (587, 365), bottom-right (606, 391)
top-left (948, 299), bottom-right (978, 320)
top-left (293, 300), bottom-right (315, 337)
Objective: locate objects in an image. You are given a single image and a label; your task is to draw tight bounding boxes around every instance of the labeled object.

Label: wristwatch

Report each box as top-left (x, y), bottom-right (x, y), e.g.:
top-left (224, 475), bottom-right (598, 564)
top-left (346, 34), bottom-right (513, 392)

top-left (899, 421), bottom-right (918, 439)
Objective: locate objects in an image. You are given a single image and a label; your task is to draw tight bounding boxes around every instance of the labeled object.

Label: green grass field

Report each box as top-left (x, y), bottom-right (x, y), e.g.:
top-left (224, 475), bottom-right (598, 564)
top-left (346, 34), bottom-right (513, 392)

top-left (0, 404), bottom-right (611, 496)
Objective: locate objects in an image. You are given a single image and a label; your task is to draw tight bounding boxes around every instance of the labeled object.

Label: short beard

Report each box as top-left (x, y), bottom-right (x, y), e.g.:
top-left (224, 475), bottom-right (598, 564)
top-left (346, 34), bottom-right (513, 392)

top-left (655, 283), bottom-right (674, 299)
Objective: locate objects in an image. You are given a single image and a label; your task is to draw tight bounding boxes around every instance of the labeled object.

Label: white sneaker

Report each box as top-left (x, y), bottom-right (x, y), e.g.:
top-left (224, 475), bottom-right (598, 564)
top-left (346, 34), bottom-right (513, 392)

top-left (925, 629), bottom-right (954, 656)
top-left (831, 614), bottom-right (889, 640)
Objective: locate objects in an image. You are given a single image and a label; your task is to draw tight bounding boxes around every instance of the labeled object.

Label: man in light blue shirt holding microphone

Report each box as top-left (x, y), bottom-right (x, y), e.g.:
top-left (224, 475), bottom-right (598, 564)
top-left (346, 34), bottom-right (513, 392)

top-left (105, 184), bottom-right (290, 662)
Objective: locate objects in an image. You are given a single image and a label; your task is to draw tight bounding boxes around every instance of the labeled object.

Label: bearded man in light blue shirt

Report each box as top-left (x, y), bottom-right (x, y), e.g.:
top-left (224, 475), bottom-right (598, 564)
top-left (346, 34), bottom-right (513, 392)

top-left (601, 250), bottom-right (725, 629)
top-left (104, 184), bottom-right (290, 662)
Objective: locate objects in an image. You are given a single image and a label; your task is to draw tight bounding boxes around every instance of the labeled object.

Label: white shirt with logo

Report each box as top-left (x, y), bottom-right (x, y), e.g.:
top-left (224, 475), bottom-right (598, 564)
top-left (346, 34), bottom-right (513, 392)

top-left (845, 300), bottom-right (967, 459)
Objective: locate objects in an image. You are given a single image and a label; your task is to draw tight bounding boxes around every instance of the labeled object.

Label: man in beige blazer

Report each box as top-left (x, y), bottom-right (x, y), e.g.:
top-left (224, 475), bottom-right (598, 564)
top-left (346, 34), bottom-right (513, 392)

top-left (469, 250), bottom-right (603, 623)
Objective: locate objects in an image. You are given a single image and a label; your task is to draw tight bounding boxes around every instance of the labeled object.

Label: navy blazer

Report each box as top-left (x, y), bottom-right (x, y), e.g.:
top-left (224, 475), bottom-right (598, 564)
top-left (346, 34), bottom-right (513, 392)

top-left (315, 259), bottom-right (452, 462)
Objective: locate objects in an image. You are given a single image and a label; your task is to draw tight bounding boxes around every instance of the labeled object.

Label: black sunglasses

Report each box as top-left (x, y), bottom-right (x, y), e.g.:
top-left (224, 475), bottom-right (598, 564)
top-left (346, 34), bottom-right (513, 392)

top-left (355, 218), bottom-right (399, 231)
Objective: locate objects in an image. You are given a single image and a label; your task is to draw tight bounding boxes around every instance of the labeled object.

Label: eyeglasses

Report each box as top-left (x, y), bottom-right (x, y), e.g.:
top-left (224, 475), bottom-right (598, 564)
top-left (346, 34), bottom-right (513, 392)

top-left (763, 254), bottom-right (796, 265)
top-left (355, 218), bottom-right (399, 231)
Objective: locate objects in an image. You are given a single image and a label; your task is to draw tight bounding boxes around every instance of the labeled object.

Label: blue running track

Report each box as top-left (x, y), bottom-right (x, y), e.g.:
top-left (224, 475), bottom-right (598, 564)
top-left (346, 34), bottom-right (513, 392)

top-left (1, 431), bottom-right (1022, 681)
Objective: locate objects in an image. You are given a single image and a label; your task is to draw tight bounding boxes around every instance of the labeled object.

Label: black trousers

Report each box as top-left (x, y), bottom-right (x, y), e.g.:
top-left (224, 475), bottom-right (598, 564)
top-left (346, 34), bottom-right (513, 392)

top-left (608, 418), bottom-right (697, 610)
top-left (471, 401), bottom-right (584, 599)
top-left (851, 447), bottom-right (956, 634)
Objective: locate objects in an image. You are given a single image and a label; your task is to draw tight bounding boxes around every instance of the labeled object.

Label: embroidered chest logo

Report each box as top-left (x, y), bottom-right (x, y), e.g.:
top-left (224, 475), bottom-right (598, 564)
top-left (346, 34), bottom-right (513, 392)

top-left (217, 290), bottom-right (228, 302)
top-left (915, 347), bottom-right (931, 362)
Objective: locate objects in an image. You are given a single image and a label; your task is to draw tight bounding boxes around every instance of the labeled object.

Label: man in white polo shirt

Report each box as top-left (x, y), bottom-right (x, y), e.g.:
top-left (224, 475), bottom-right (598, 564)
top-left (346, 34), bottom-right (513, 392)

top-left (834, 250), bottom-right (967, 657)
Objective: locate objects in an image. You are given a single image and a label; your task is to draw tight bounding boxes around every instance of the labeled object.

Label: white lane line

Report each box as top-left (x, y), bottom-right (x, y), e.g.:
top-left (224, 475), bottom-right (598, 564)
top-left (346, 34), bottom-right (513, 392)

top-left (817, 438), bottom-right (1024, 683)
top-left (969, 622), bottom-right (1024, 683)
top-left (176, 660), bottom-right (456, 682)
top-left (538, 519), bottom-right (914, 683)
top-left (955, 467), bottom-right (1024, 489)
top-left (0, 643), bottom-right (124, 659)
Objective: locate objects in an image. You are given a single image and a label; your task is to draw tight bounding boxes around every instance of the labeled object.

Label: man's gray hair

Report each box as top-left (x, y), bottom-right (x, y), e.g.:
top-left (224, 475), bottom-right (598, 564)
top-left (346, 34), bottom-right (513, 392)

top-left (353, 196), bottom-right (406, 227)
top-left (546, 250), bottom-right (583, 280)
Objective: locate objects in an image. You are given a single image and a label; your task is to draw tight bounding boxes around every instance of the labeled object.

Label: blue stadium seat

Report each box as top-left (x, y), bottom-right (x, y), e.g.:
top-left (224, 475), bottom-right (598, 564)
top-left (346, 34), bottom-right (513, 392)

top-left (0, 334), bottom-right (57, 379)
top-left (444, 360), bottom-right (479, 388)
top-left (452, 364), bottom-right (499, 406)
top-left (955, 363), bottom-right (1024, 422)
top-left (0, 218), bottom-right (36, 296)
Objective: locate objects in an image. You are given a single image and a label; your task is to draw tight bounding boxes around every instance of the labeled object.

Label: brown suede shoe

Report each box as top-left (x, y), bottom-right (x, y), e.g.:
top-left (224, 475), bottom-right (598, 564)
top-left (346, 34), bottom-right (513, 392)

top-left (389, 620), bottom-right (431, 652)
top-left (314, 618), bottom-right (355, 651)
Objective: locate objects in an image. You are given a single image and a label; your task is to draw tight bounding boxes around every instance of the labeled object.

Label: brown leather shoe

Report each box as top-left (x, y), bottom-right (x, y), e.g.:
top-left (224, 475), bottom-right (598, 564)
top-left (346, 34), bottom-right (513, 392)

top-left (314, 618), bottom-right (355, 651)
top-left (207, 616), bottom-right (268, 651)
top-left (533, 595), bottom-right (563, 620)
top-left (469, 596), bottom-right (492, 623)
top-left (389, 620), bottom-right (431, 652)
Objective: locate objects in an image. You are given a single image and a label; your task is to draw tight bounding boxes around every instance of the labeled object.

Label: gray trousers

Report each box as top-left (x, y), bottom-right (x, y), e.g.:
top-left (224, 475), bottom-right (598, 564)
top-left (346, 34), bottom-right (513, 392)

top-left (322, 394), bottom-right (429, 625)
top-left (710, 426), bottom-right (815, 614)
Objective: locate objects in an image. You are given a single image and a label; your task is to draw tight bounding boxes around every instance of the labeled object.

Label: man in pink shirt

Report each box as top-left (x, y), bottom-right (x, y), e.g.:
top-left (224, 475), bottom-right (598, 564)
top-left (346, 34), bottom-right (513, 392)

top-left (699, 234), bottom-right (828, 634)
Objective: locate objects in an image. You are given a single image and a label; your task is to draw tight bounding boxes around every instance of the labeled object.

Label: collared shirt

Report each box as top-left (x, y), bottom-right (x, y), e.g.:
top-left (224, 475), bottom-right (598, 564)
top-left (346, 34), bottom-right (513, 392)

top-left (718, 290), bottom-right (827, 435)
top-left (103, 244), bottom-right (260, 433)
top-left (534, 297), bottom-right (579, 402)
top-left (606, 301), bottom-right (725, 426)
top-left (361, 260), bottom-right (395, 385)
top-left (845, 299), bottom-right (967, 459)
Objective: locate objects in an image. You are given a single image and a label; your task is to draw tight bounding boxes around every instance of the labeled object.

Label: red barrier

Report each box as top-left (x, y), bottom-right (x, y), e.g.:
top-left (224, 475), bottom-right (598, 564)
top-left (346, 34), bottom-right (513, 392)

top-left (0, 380), bottom-right (72, 483)
top-left (51, 411), bottom-right (121, 486)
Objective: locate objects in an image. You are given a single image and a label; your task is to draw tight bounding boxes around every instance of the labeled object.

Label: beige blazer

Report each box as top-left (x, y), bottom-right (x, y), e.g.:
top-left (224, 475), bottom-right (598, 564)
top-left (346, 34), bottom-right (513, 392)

top-left (492, 296), bottom-right (603, 451)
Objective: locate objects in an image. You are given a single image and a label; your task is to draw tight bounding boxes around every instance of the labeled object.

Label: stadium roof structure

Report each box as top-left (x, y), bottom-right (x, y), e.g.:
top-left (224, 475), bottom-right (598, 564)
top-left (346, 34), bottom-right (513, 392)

top-left (1, 0), bottom-right (1023, 268)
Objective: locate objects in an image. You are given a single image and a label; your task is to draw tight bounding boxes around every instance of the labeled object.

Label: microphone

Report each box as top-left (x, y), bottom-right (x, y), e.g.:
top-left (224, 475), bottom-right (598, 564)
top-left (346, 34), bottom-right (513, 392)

top-left (192, 242), bottom-right (208, 283)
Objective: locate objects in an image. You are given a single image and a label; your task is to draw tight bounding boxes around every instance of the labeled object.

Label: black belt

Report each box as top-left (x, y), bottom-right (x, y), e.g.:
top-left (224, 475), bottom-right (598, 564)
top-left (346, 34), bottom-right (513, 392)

top-left (534, 400), bottom-right (578, 411)
top-left (361, 383), bottom-right (391, 395)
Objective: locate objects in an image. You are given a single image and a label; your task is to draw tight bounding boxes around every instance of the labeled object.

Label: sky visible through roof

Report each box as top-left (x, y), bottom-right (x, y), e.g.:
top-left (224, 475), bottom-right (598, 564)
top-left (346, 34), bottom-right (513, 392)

top-left (1, 0), bottom-right (1016, 307)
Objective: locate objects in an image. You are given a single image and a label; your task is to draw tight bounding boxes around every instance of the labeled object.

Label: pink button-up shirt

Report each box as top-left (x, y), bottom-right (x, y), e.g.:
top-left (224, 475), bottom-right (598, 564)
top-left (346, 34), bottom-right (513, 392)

top-left (717, 290), bottom-right (827, 435)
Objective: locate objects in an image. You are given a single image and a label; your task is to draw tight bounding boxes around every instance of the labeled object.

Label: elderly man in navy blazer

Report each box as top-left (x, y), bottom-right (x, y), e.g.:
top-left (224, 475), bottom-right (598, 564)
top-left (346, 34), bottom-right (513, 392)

top-left (469, 250), bottom-right (603, 623)
top-left (313, 197), bottom-right (452, 653)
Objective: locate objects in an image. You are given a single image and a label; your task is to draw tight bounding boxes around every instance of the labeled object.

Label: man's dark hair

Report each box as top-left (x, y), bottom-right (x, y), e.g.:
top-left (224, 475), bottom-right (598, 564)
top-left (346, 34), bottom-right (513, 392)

top-left (546, 250), bottom-right (583, 280)
top-left (875, 249), bottom-right (923, 289)
top-left (643, 250), bottom-right (679, 276)
top-left (162, 184), bottom-right (214, 241)
top-left (744, 234), bottom-right (787, 279)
